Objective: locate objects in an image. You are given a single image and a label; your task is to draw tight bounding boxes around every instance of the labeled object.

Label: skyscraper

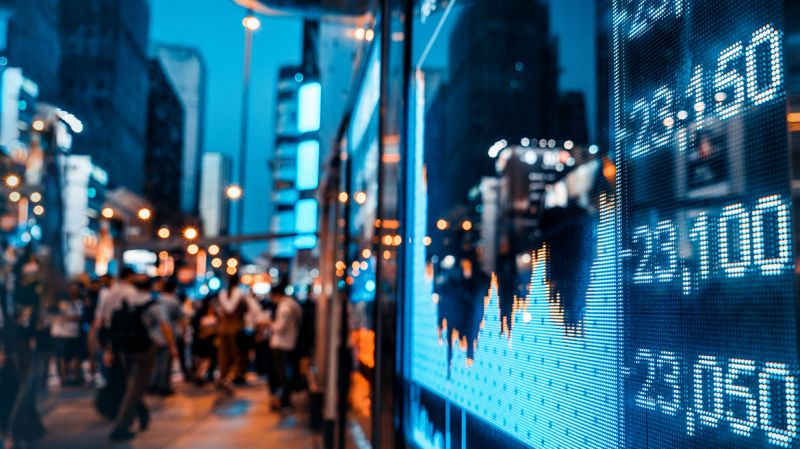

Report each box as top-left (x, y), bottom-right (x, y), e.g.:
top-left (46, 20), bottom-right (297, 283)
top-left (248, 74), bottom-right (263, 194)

top-left (0, 0), bottom-right (60, 101)
top-left (146, 59), bottom-right (184, 227)
top-left (152, 44), bottom-right (206, 214)
top-left (269, 65), bottom-right (304, 260)
top-left (199, 152), bottom-right (231, 238)
top-left (59, 0), bottom-right (150, 193)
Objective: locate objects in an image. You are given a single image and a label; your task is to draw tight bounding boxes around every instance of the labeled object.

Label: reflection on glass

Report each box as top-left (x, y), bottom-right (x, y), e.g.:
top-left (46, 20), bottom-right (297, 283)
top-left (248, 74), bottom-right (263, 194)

top-left (404, 0), bottom-right (800, 448)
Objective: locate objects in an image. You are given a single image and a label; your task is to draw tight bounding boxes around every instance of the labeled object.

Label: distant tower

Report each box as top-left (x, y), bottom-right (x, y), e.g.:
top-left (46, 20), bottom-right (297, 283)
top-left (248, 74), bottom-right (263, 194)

top-left (199, 152), bottom-right (231, 238)
top-left (59, 0), bottom-right (151, 193)
top-left (152, 44), bottom-right (206, 214)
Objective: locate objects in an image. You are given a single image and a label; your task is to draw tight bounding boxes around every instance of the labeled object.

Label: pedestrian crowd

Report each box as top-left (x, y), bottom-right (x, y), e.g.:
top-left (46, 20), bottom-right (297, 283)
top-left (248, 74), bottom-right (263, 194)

top-left (0, 248), bottom-right (308, 447)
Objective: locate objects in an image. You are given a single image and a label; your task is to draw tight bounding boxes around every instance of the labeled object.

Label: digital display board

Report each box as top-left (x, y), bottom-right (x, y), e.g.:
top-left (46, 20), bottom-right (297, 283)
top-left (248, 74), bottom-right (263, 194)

top-left (404, 1), bottom-right (797, 448)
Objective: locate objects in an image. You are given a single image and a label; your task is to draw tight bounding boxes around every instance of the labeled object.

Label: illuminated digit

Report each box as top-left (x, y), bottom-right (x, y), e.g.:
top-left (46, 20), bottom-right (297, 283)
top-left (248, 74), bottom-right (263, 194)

top-left (654, 220), bottom-right (678, 281)
top-left (657, 351), bottom-right (682, 416)
top-left (719, 204), bottom-right (751, 277)
top-left (714, 41), bottom-right (745, 119)
top-left (632, 225), bottom-right (654, 282)
top-left (630, 98), bottom-right (651, 158)
top-left (648, 0), bottom-right (669, 23)
top-left (725, 359), bottom-right (758, 437)
top-left (652, 86), bottom-right (674, 150)
top-left (752, 195), bottom-right (791, 275)
top-left (689, 213), bottom-right (710, 280)
top-left (635, 348), bottom-right (657, 410)
top-left (694, 355), bottom-right (724, 428)
top-left (629, 0), bottom-right (648, 38)
top-left (759, 363), bottom-right (798, 447)
top-left (746, 24), bottom-right (783, 105)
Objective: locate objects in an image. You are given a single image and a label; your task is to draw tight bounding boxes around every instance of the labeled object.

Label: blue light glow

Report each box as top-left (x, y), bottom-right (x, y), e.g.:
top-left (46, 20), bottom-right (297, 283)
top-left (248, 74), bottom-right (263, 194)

top-left (296, 140), bottom-right (320, 191)
top-left (297, 82), bottom-right (321, 133)
top-left (294, 198), bottom-right (318, 249)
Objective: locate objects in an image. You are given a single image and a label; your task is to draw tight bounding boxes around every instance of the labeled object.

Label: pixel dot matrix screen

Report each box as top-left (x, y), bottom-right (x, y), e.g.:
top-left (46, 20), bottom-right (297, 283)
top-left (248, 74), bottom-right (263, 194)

top-left (404, 0), bottom-right (799, 448)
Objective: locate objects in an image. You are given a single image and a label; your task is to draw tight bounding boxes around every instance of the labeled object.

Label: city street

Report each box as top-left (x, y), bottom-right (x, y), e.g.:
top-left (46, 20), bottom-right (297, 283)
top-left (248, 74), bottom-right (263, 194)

top-left (30, 380), bottom-right (318, 449)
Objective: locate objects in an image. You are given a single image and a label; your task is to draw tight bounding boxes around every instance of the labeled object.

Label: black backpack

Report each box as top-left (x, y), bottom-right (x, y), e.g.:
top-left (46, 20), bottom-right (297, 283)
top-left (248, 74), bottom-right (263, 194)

top-left (109, 298), bottom-right (156, 353)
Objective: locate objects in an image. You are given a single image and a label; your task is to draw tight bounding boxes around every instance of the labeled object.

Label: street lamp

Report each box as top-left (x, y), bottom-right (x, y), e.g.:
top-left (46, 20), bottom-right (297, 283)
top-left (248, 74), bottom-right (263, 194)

top-left (183, 227), bottom-right (199, 240)
top-left (101, 207), bottom-right (114, 219)
top-left (6, 175), bottom-right (19, 188)
top-left (208, 244), bottom-right (220, 256)
top-left (226, 184), bottom-right (243, 200)
top-left (242, 14), bottom-right (261, 31)
top-left (157, 227), bottom-right (170, 239)
top-left (137, 207), bottom-right (152, 221)
top-left (30, 192), bottom-right (41, 203)
top-left (187, 244), bottom-right (199, 255)
top-left (236, 10), bottom-right (260, 249)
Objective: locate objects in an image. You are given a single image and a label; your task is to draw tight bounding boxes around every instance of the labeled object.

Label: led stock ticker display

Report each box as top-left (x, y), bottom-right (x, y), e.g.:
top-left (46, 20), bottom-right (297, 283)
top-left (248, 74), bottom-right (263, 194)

top-left (406, 1), bottom-right (797, 449)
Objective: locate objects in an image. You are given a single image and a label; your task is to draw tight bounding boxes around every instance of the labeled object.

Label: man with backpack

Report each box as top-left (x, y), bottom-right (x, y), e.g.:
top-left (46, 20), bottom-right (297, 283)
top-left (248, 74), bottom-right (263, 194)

top-left (94, 270), bottom-right (177, 441)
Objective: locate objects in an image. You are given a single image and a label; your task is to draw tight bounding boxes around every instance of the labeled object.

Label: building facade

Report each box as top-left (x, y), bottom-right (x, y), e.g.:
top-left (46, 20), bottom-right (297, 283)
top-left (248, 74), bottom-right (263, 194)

top-left (145, 59), bottom-right (184, 227)
top-left (58, 0), bottom-right (150, 193)
top-left (199, 152), bottom-right (231, 238)
top-left (0, 0), bottom-right (60, 101)
top-left (152, 44), bottom-right (206, 214)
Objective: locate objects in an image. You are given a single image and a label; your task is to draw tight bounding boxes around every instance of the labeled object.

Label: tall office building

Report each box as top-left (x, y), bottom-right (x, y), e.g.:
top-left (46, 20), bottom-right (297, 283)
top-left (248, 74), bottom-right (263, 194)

top-left (429, 0), bottom-right (561, 220)
top-left (152, 44), bottom-right (206, 214)
top-left (199, 152), bottom-right (231, 238)
top-left (0, 0), bottom-right (60, 101)
top-left (269, 65), bottom-right (304, 260)
top-left (59, 0), bottom-right (150, 193)
top-left (145, 59), bottom-right (184, 227)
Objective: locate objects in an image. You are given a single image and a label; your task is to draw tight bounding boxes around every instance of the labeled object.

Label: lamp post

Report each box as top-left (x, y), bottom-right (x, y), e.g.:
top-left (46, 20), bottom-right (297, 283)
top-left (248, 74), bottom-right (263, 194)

top-left (237, 12), bottom-right (260, 251)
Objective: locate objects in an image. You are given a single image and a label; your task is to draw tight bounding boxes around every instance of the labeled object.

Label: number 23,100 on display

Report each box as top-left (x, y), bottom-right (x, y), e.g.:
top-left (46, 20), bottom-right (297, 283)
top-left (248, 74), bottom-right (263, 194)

top-left (627, 194), bottom-right (791, 293)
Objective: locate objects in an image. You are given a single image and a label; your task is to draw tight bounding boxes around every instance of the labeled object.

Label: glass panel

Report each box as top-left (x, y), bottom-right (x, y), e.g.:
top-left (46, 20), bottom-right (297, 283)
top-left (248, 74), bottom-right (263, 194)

top-left (404, 1), bottom-right (800, 448)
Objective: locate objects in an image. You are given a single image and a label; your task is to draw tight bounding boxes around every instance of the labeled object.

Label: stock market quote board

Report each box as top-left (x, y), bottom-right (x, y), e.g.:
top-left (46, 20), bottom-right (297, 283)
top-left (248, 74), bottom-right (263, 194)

top-left (405, 1), bottom-right (798, 448)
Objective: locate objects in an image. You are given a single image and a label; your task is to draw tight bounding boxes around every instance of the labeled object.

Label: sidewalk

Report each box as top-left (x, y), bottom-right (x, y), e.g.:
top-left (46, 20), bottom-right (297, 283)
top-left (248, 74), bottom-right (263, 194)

top-left (30, 380), bottom-right (319, 449)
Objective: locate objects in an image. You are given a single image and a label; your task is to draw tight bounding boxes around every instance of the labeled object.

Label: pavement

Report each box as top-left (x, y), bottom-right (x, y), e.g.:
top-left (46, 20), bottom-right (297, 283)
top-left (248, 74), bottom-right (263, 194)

top-left (25, 380), bottom-right (320, 449)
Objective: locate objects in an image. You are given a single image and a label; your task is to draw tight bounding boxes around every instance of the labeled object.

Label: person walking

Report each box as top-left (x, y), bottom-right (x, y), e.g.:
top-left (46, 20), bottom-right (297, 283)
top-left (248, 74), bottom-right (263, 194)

top-left (149, 277), bottom-right (183, 396)
top-left (215, 275), bottom-right (260, 393)
top-left (97, 272), bottom-right (177, 441)
top-left (50, 281), bottom-right (85, 386)
top-left (266, 281), bottom-right (302, 411)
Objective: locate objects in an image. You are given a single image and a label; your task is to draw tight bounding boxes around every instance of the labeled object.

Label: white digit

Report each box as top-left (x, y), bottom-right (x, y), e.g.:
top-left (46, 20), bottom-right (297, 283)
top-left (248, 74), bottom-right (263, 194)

top-left (635, 348), bottom-right (657, 410)
top-left (694, 355), bottom-right (724, 428)
top-left (652, 86), bottom-right (674, 150)
top-left (633, 225), bottom-right (654, 282)
top-left (752, 195), bottom-right (791, 275)
top-left (725, 359), bottom-right (758, 437)
top-left (657, 351), bottom-right (682, 415)
top-left (759, 363), bottom-right (798, 447)
top-left (719, 203), bottom-right (751, 277)
top-left (746, 24), bottom-right (783, 105)
top-left (630, 98), bottom-right (651, 157)
top-left (654, 220), bottom-right (678, 281)
top-left (714, 41), bottom-right (745, 119)
top-left (689, 213), bottom-right (710, 280)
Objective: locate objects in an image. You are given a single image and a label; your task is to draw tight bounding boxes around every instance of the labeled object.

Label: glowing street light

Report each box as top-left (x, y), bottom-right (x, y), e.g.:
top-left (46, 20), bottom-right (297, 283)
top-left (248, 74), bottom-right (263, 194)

top-left (33, 205), bottom-right (44, 216)
top-left (157, 227), bottom-right (170, 239)
top-left (6, 175), bottom-right (19, 188)
top-left (227, 257), bottom-right (238, 268)
top-left (137, 207), bottom-right (152, 220)
top-left (8, 192), bottom-right (20, 202)
top-left (242, 15), bottom-right (261, 31)
top-left (30, 192), bottom-right (41, 203)
top-left (187, 244), bottom-right (199, 255)
top-left (226, 185), bottom-right (243, 200)
top-left (101, 207), bottom-right (114, 219)
top-left (208, 244), bottom-right (220, 256)
top-left (211, 257), bottom-right (223, 268)
top-left (183, 227), bottom-right (199, 240)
